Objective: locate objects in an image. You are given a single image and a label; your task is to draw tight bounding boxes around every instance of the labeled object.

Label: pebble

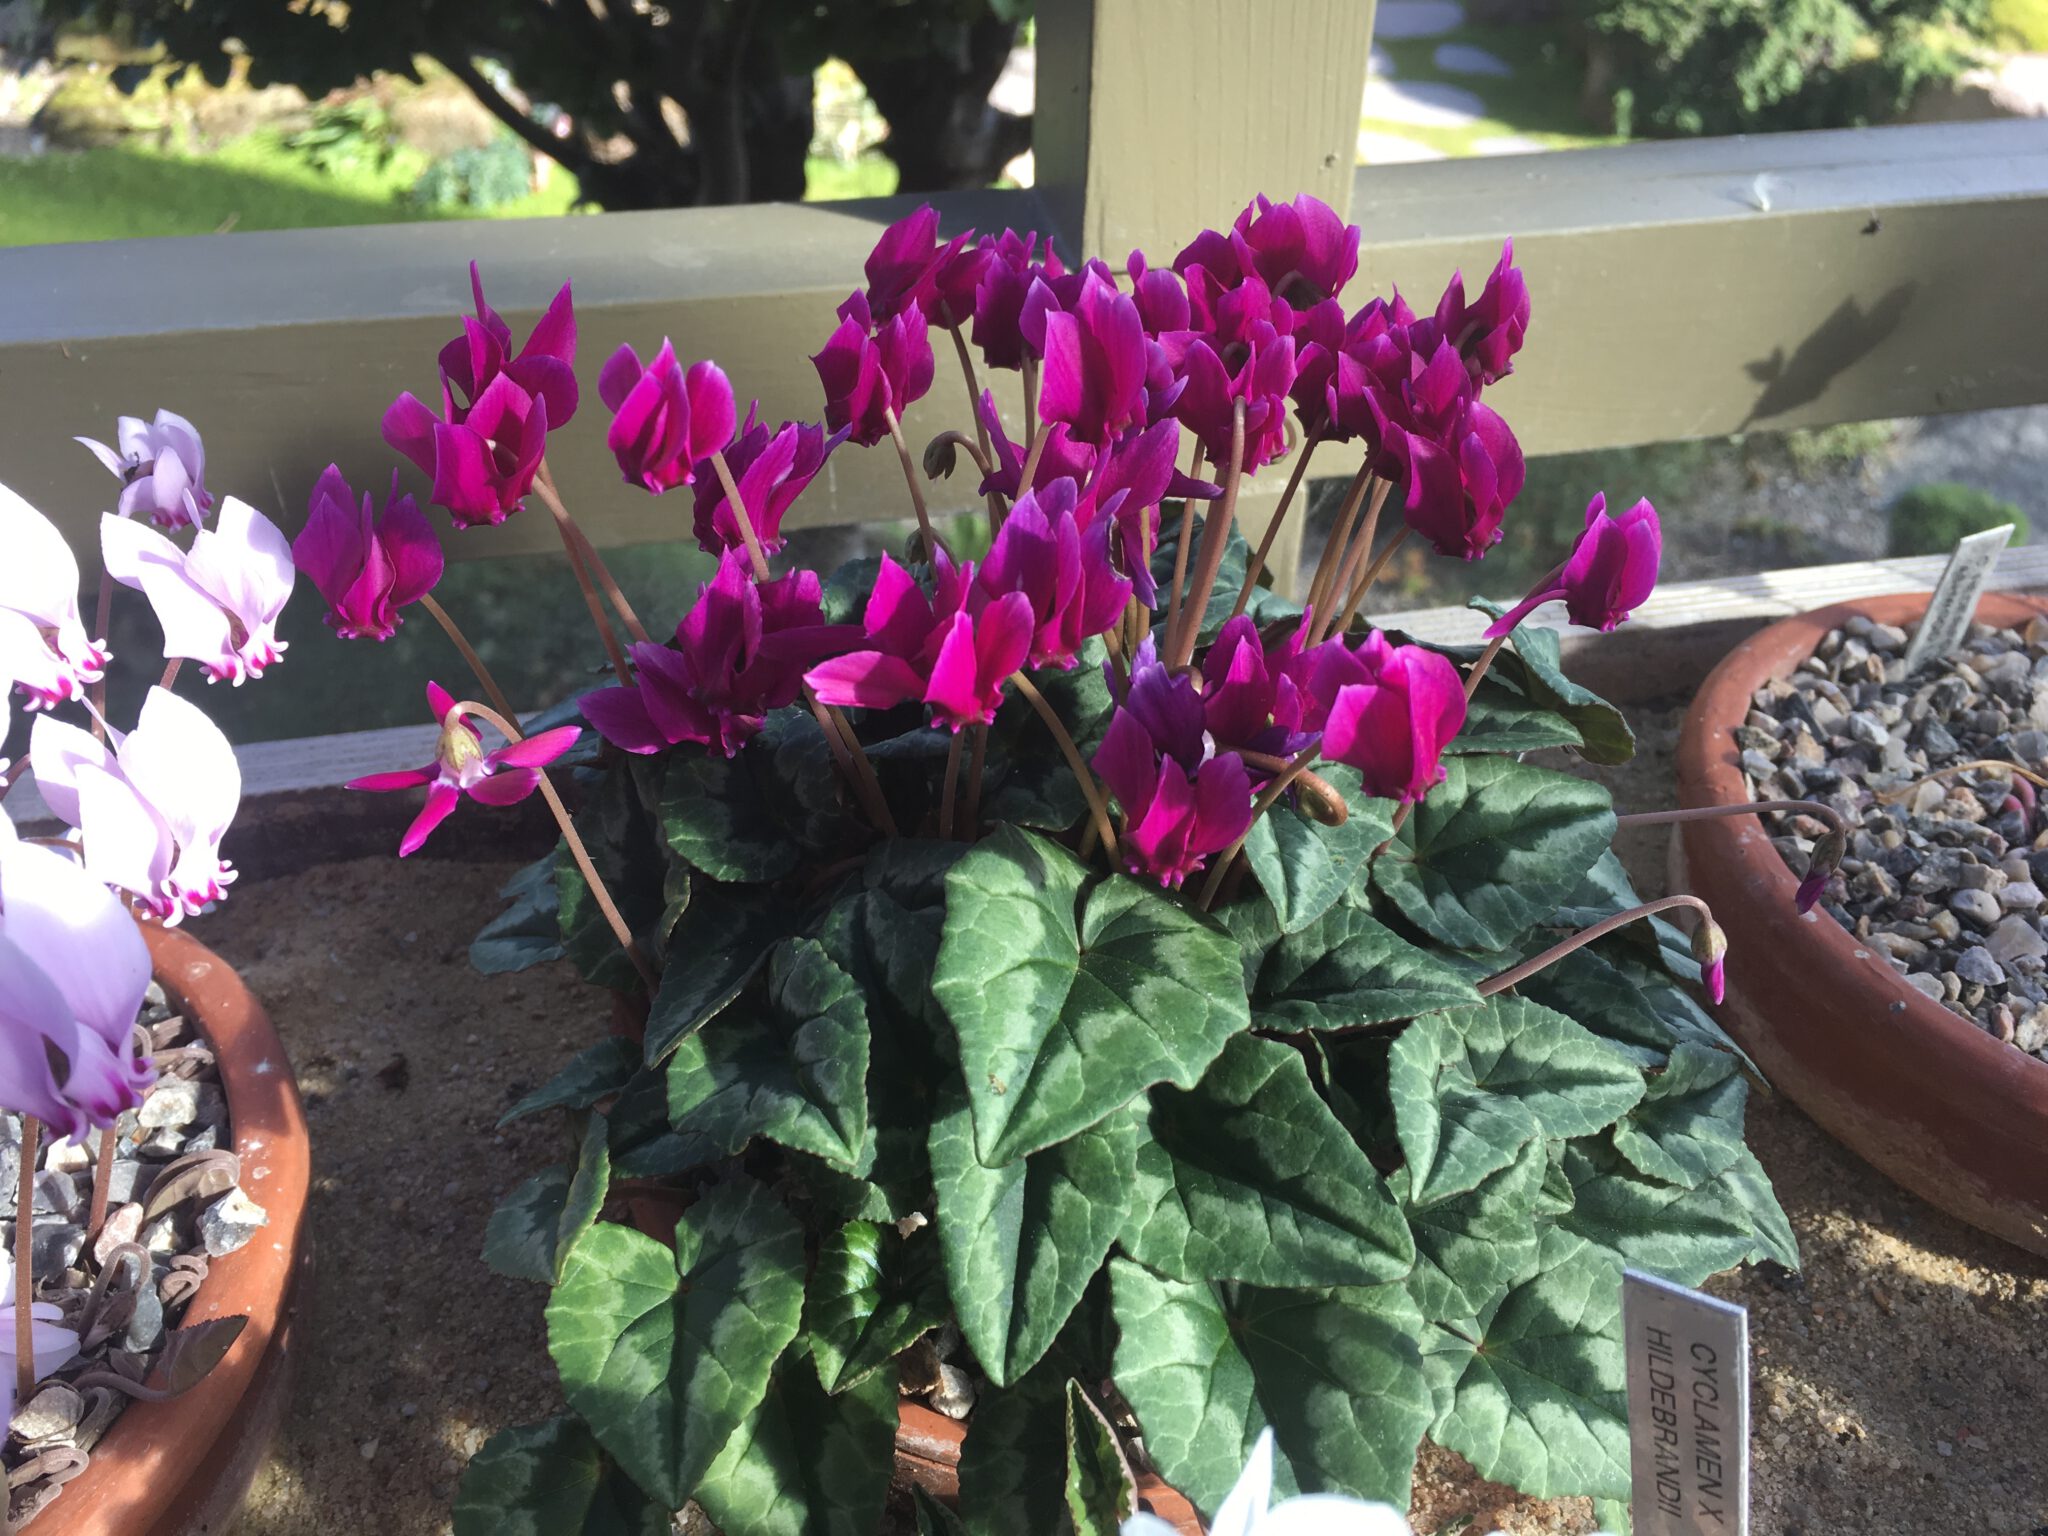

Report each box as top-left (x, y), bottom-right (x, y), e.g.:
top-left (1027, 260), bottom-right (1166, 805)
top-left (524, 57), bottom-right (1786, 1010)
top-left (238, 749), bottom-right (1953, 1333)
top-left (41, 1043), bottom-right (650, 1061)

top-left (123, 1285), bottom-right (165, 1352)
top-left (137, 1080), bottom-right (201, 1131)
top-left (1987, 916), bottom-right (2048, 966)
top-left (929, 1363), bottom-right (976, 1420)
top-left (31, 1221), bottom-right (83, 1272)
top-left (92, 1203), bottom-right (145, 1267)
top-left (1951, 889), bottom-right (2003, 929)
top-left (32, 1170), bottom-right (79, 1220)
top-left (198, 1189), bottom-right (269, 1257)
top-left (12, 1385), bottom-right (84, 1447)
top-left (1906, 974), bottom-right (1947, 1002)
top-left (1997, 880), bottom-right (2044, 911)
top-left (1955, 947), bottom-right (2007, 987)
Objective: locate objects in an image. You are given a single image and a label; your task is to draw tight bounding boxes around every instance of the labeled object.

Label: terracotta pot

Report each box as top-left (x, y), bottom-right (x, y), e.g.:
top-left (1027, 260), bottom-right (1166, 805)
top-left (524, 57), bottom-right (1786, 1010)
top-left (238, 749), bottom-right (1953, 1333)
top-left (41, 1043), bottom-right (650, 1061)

top-left (1673, 590), bottom-right (2048, 1256)
top-left (36, 923), bottom-right (311, 1535)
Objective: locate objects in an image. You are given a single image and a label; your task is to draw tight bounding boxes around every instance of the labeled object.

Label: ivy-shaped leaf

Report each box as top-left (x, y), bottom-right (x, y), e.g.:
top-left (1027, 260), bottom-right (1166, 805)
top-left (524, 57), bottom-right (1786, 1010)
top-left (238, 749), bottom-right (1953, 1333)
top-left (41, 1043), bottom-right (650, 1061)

top-left (643, 883), bottom-right (786, 1065)
top-left (662, 747), bottom-right (801, 883)
top-left (1556, 1141), bottom-right (1758, 1288)
top-left (1454, 680), bottom-right (1585, 756)
top-left (666, 938), bottom-right (871, 1172)
top-left (1611, 1043), bottom-right (1749, 1189)
top-left (934, 826), bottom-right (1249, 1165)
top-left (957, 1364), bottom-right (1071, 1536)
top-left (804, 1220), bottom-right (950, 1394)
top-left (1720, 1144), bottom-right (1801, 1270)
top-left (1064, 1380), bottom-right (1136, 1536)
top-left (1372, 756), bottom-right (1615, 953)
top-left (483, 1112), bottom-right (611, 1285)
top-left (545, 1180), bottom-right (806, 1510)
top-left (1403, 1132), bottom-right (1553, 1324)
top-left (1420, 1229), bottom-right (1631, 1500)
top-left (472, 855), bottom-right (565, 975)
top-left (1241, 763), bottom-right (1395, 935)
top-left (1470, 598), bottom-right (1635, 765)
top-left (1110, 1261), bottom-right (1433, 1514)
top-left (452, 1415), bottom-right (666, 1536)
top-left (557, 766), bottom-right (670, 992)
top-left (930, 1090), bottom-right (1137, 1388)
top-left (1251, 903), bottom-right (1478, 1033)
top-left (694, 1355), bottom-right (899, 1536)
top-left (499, 1038), bottom-right (639, 1128)
top-left (1122, 1034), bottom-right (1414, 1288)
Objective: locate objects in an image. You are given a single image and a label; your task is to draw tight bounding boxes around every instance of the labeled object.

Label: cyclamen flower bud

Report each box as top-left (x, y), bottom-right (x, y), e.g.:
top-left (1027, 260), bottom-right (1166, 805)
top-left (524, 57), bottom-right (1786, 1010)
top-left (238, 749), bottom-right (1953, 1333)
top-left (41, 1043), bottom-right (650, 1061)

top-left (1691, 917), bottom-right (1729, 1004)
top-left (1796, 825), bottom-right (1847, 915)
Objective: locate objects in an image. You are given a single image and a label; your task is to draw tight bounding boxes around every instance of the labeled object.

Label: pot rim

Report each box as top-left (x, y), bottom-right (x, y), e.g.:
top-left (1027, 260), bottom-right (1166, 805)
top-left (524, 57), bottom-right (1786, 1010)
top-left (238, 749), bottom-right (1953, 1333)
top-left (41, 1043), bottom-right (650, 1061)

top-left (1676, 590), bottom-right (2048, 1088)
top-left (32, 922), bottom-right (310, 1535)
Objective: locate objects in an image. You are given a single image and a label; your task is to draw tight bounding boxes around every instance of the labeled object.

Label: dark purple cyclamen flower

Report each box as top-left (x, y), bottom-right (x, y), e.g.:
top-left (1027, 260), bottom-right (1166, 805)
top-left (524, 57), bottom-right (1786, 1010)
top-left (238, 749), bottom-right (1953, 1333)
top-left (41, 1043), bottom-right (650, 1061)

top-left (597, 342), bottom-right (736, 496)
top-left (1126, 252), bottom-right (1191, 338)
top-left (813, 290), bottom-right (936, 447)
top-left (1092, 637), bottom-right (1254, 889)
top-left (1175, 269), bottom-right (1295, 363)
top-left (1485, 494), bottom-right (1661, 638)
top-left (973, 230), bottom-right (1065, 370)
top-left (580, 553), bottom-right (833, 758)
top-left (1037, 271), bottom-right (1149, 448)
top-left (1017, 257), bottom-right (1122, 364)
top-left (1693, 918), bottom-right (1728, 1005)
top-left (1232, 193), bottom-right (1363, 311)
top-left (690, 408), bottom-right (848, 558)
top-left (976, 390), bottom-right (1096, 502)
top-left (805, 553), bottom-right (1033, 734)
top-left (1173, 324), bottom-right (1298, 473)
top-left (975, 478), bottom-right (1132, 670)
top-left (349, 682), bottom-right (582, 857)
top-left (1200, 614), bottom-right (1313, 765)
top-left (1433, 240), bottom-right (1529, 388)
top-left (1076, 418), bottom-right (1216, 606)
top-left (1320, 293), bottom-right (1420, 444)
top-left (382, 372), bottom-right (549, 528)
top-left (292, 466), bottom-right (443, 642)
top-left (437, 262), bottom-right (579, 430)
top-left (1301, 629), bottom-right (1466, 805)
top-left (1399, 395), bottom-right (1524, 562)
top-left (860, 204), bottom-right (980, 324)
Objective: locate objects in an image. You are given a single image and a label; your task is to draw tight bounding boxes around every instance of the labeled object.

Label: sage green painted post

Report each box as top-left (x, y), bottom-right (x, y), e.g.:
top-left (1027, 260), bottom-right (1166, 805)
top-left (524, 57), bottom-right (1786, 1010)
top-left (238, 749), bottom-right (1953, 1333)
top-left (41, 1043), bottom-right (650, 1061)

top-left (1035, 0), bottom-right (1378, 595)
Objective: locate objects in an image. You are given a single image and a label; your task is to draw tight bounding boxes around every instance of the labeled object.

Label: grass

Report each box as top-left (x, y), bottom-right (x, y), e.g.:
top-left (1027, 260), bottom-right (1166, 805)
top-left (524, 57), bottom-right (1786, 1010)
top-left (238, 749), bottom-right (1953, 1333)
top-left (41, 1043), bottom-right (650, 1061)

top-left (1359, 19), bottom-right (1616, 160)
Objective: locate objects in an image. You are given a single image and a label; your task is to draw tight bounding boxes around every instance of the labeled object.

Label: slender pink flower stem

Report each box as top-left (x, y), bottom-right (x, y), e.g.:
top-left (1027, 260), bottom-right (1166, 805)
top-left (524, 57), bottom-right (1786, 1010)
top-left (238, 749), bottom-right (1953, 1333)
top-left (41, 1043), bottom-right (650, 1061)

top-left (960, 723), bottom-right (989, 839)
top-left (533, 465), bottom-right (651, 646)
top-left (1171, 401), bottom-right (1248, 671)
top-left (86, 1125), bottom-right (118, 1243)
top-left (1197, 741), bottom-right (1324, 910)
top-left (939, 731), bottom-right (964, 840)
top-left (456, 701), bottom-right (657, 992)
top-left (16, 1115), bottom-right (38, 1406)
top-left (882, 408), bottom-right (939, 557)
top-left (525, 477), bottom-right (634, 688)
top-left (420, 593), bottom-right (519, 724)
top-left (1330, 521), bottom-right (1409, 644)
top-left (1881, 758), bottom-right (2048, 804)
top-left (949, 323), bottom-right (994, 466)
top-left (1476, 894), bottom-right (1718, 998)
top-left (1160, 445), bottom-right (1206, 659)
top-left (704, 450), bottom-right (775, 583)
top-left (1011, 671), bottom-right (1118, 858)
top-left (1022, 356), bottom-right (1040, 448)
top-left (1615, 800), bottom-right (1848, 834)
top-left (805, 688), bottom-right (900, 839)
top-left (1463, 634), bottom-right (1509, 702)
top-left (1231, 432), bottom-right (1321, 620)
top-left (1015, 419), bottom-right (1053, 501)
top-left (1317, 483), bottom-right (1397, 645)
top-left (1305, 461), bottom-right (1374, 624)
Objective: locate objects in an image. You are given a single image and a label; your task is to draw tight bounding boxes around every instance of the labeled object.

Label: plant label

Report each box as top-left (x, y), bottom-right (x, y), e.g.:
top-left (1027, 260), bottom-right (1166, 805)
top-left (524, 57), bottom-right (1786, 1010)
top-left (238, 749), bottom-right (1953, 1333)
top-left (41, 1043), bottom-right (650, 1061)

top-left (1622, 1268), bottom-right (1749, 1536)
top-left (1902, 523), bottom-right (2016, 676)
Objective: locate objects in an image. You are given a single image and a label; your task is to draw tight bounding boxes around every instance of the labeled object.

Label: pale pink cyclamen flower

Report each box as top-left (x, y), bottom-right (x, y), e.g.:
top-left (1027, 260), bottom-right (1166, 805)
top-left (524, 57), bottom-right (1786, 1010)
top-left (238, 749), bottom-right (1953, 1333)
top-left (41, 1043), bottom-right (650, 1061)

top-left (0, 834), bottom-right (157, 1140)
top-left (75, 409), bottom-right (213, 530)
top-left (29, 687), bottom-right (241, 923)
top-left (347, 683), bottom-right (581, 857)
top-left (0, 482), bottom-right (109, 711)
top-left (100, 497), bottom-right (296, 684)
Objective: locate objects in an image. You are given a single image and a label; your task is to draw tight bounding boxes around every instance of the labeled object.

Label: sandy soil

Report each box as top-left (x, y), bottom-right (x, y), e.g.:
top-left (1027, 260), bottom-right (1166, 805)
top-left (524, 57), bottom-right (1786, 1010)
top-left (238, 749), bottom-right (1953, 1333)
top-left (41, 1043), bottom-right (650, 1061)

top-left (180, 707), bottom-right (2048, 1536)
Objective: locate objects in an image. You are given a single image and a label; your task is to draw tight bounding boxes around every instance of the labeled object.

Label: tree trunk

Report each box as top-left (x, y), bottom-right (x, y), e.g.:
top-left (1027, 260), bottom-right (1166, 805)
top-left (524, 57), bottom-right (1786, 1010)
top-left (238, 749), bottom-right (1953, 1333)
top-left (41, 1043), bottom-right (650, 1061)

top-left (852, 15), bottom-right (1029, 191)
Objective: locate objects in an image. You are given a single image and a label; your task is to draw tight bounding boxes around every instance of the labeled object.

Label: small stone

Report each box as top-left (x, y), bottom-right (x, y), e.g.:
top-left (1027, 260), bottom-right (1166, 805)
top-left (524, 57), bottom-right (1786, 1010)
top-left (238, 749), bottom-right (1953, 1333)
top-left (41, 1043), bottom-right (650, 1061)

top-left (1868, 623), bottom-right (1909, 651)
top-left (1870, 932), bottom-right (1927, 962)
top-left (123, 1283), bottom-right (165, 1351)
top-left (1845, 712), bottom-right (1889, 747)
top-left (1954, 861), bottom-right (2008, 892)
top-left (32, 1170), bottom-right (79, 1219)
top-left (1905, 973), bottom-right (1946, 1002)
top-left (1997, 880), bottom-right (2044, 912)
top-left (135, 1126), bottom-right (186, 1160)
top-left (360, 1438), bottom-right (379, 1462)
top-left (30, 1220), bottom-right (82, 1272)
top-left (137, 1080), bottom-right (201, 1131)
top-left (98, 1160), bottom-right (155, 1208)
top-left (199, 1188), bottom-right (268, 1257)
top-left (1912, 780), bottom-right (1949, 817)
top-left (401, 1402), bottom-right (418, 1419)
top-left (93, 1202), bottom-right (145, 1266)
top-left (1987, 916), bottom-right (2048, 966)
top-left (2017, 1008), bottom-right (2048, 1054)
top-left (1739, 748), bottom-right (1777, 781)
top-left (12, 1384), bottom-right (84, 1446)
top-left (41, 1137), bottom-right (92, 1175)
top-left (1955, 947), bottom-right (2007, 988)
top-left (1929, 910), bottom-right (1963, 943)
top-left (929, 1363), bottom-right (976, 1421)
top-left (142, 1215), bottom-right (180, 1255)
top-left (1951, 889), bottom-right (2003, 929)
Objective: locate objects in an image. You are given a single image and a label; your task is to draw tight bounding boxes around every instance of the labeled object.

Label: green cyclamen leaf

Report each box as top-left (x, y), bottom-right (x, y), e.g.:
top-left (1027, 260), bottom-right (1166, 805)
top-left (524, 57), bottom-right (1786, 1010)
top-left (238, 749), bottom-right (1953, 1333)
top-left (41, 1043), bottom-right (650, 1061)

top-left (1611, 1043), bottom-right (1749, 1189)
top-left (1372, 756), bottom-right (1615, 953)
top-left (1403, 1132), bottom-right (1552, 1324)
top-left (1241, 763), bottom-right (1396, 935)
top-left (1453, 680), bottom-right (1585, 755)
top-left (1251, 902), bottom-right (1479, 1033)
top-left (545, 1179), bottom-right (806, 1510)
top-left (483, 1112), bottom-right (611, 1285)
top-left (1110, 1261), bottom-right (1433, 1515)
top-left (957, 1364), bottom-right (1071, 1536)
top-left (695, 1355), bottom-right (899, 1536)
top-left (1065, 1380), bottom-right (1136, 1536)
top-left (643, 883), bottom-right (786, 1065)
top-left (804, 1219), bottom-right (950, 1394)
top-left (556, 767), bottom-right (670, 993)
top-left (661, 746), bottom-right (801, 883)
top-left (1556, 1141), bottom-right (1757, 1288)
top-left (452, 1415), bottom-right (666, 1536)
top-left (1421, 1229), bottom-right (1631, 1500)
top-left (1122, 1034), bottom-right (1414, 1288)
top-left (499, 1037), bottom-right (640, 1128)
top-left (933, 825), bottom-right (1249, 1165)
top-left (666, 937), bottom-right (871, 1172)
top-left (1471, 598), bottom-right (1636, 766)
top-left (930, 1089), bottom-right (1137, 1388)
top-left (471, 854), bottom-right (565, 975)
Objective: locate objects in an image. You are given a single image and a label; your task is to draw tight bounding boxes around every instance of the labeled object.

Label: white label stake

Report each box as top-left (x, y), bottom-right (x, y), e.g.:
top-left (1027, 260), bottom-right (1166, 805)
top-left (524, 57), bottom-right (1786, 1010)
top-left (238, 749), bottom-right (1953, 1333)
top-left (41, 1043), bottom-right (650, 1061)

top-left (1622, 1269), bottom-right (1750, 1536)
top-left (1901, 522), bottom-right (2016, 676)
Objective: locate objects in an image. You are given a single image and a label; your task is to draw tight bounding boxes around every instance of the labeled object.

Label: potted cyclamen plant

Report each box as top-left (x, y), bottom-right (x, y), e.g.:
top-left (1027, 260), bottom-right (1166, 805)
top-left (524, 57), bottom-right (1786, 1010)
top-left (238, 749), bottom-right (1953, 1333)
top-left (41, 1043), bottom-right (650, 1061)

top-left (306, 196), bottom-right (1797, 1533)
top-left (0, 422), bottom-right (310, 1533)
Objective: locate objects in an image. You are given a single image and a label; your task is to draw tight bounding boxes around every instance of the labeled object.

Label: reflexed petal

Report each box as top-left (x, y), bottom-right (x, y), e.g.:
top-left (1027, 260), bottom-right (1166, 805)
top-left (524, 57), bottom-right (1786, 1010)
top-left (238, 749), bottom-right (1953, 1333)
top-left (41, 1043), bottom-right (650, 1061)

top-left (185, 497), bottom-right (296, 636)
top-left (466, 766), bottom-right (541, 806)
top-left (379, 485), bottom-right (444, 610)
top-left (577, 685), bottom-right (668, 755)
top-left (0, 841), bottom-right (152, 1054)
top-left (0, 481), bottom-right (84, 632)
top-left (806, 650), bottom-right (927, 711)
top-left (399, 781), bottom-right (462, 857)
top-left (0, 934), bottom-right (86, 1132)
top-left (72, 763), bottom-right (175, 908)
top-left (490, 725), bottom-right (581, 770)
top-left (347, 766), bottom-right (438, 792)
top-left (380, 392), bottom-right (442, 478)
top-left (24, 713), bottom-right (114, 828)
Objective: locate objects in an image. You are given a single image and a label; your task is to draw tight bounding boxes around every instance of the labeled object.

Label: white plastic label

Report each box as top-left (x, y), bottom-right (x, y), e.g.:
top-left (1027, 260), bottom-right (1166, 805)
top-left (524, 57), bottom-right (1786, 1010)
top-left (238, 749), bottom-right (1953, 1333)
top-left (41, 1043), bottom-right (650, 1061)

top-left (1623, 1268), bottom-right (1750, 1536)
top-left (1901, 522), bottom-right (2016, 676)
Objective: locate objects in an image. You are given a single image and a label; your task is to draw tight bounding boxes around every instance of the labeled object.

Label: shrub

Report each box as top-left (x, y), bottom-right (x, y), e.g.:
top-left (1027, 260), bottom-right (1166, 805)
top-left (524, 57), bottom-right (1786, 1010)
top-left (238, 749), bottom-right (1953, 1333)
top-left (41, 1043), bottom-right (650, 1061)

top-left (1888, 481), bottom-right (2029, 556)
top-left (408, 132), bottom-right (534, 211)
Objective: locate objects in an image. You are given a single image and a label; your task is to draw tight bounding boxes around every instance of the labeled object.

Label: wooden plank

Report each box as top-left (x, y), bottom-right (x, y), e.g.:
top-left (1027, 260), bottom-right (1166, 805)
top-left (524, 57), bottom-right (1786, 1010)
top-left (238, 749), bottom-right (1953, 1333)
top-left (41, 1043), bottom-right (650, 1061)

top-left (11, 548), bottom-right (2041, 822)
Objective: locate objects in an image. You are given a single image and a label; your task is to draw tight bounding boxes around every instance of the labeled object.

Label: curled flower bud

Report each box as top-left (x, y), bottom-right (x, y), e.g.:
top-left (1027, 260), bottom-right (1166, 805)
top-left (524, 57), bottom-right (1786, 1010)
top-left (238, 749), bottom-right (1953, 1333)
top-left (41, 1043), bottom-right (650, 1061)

top-left (923, 435), bottom-right (959, 480)
top-left (1691, 917), bottom-right (1729, 1005)
top-left (1796, 825), bottom-right (1847, 915)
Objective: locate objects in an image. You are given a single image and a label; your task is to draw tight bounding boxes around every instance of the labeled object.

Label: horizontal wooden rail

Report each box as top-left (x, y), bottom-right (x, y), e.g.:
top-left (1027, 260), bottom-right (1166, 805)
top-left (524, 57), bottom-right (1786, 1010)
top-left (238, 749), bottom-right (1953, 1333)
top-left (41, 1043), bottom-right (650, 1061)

top-left (2, 120), bottom-right (2045, 565)
top-left (8, 546), bottom-right (2043, 824)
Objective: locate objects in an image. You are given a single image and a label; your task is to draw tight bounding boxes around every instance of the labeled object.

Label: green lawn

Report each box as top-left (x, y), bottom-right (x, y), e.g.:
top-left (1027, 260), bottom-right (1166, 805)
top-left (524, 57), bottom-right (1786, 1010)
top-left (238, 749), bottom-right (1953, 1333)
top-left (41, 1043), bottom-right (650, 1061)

top-left (1360, 20), bottom-right (1616, 159)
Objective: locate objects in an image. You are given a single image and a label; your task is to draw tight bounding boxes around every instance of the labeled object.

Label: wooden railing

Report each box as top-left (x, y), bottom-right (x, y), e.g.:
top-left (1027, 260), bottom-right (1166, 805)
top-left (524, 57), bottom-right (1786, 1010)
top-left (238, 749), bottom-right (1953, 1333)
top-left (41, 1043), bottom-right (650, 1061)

top-left (2, 0), bottom-right (2046, 587)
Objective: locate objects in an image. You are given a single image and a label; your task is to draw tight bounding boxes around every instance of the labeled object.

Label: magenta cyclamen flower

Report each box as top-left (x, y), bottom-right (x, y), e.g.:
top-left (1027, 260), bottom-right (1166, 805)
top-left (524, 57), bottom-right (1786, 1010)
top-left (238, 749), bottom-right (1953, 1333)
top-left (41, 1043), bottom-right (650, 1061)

top-left (974, 230), bottom-right (1065, 370)
top-left (1173, 323), bottom-right (1298, 473)
top-left (598, 342), bottom-right (736, 496)
top-left (100, 497), bottom-right (296, 686)
top-left (1077, 418), bottom-right (1214, 607)
top-left (384, 372), bottom-right (550, 528)
top-left (1364, 338), bottom-right (1523, 560)
top-left (1092, 638), bottom-right (1254, 888)
top-left (976, 478), bottom-right (1132, 670)
top-left (581, 553), bottom-right (832, 757)
top-left (1304, 630), bottom-right (1466, 805)
top-left (1486, 494), bottom-right (1662, 639)
top-left (293, 466), bottom-right (444, 642)
top-left (349, 683), bottom-right (580, 857)
top-left (1038, 271), bottom-right (1149, 448)
top-left (1433, 241), bottom-right (1529, 388)
top-left (1178, 194), bottom-right (1361, 313)
top-left (976, 390), bottom-right (1095, 501)
top-left (806, 553), bottom-right (1031, 734)
top-left (1200, 614), bottom-right (1312, 764)
top-left (813, 291), bottom-right (936, 447)
top-left (75, 409), bottom-right (214, 531)
top-left (438, 262), bottom-right (579, 429)
top-left (0, 837), bottom-right (156, 1139)
top-left (0, 482), bottom-right (108, 712)
top-left (691, 409), bottom-right (847, 557)
top-left (860, 204), bottom-right (980, 324)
